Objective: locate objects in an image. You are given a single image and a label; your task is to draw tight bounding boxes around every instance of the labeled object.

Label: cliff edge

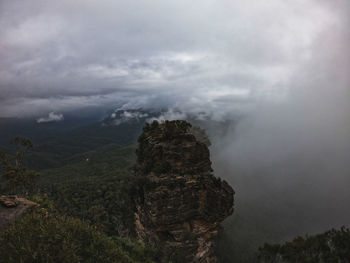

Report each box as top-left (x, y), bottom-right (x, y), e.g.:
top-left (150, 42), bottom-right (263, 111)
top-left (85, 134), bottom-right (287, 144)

top-left (134, 120), bottom-right (234, 262)
top-left (0, 195), bottom-right (37, 233)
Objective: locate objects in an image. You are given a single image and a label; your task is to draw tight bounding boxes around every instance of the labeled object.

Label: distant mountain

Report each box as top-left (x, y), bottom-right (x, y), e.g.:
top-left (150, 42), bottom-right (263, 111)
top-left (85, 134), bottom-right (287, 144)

top-left (0, 108), bottom-right (237, 169)
top-left (0, 109), bottom-right (161, 169)
top-left (0, 116), bottom-right (96, 149)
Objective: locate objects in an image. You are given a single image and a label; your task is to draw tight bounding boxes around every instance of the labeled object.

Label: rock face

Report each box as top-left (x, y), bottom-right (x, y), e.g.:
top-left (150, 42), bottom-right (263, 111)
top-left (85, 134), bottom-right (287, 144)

top-left (0, 195), bottom-right (37, 233)
top-left (134, 120), bottom-right (234, 262)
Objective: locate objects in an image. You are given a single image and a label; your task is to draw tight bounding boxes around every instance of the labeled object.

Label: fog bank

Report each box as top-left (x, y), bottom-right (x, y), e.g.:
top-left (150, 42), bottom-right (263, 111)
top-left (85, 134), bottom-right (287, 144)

top-left (209, 7), bottom-right (350, 260)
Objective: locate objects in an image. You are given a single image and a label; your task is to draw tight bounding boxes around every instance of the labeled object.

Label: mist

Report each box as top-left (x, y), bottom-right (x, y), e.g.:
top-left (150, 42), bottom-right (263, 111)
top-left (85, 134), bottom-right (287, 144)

top-left (207, 6), bottom-right (350, 260)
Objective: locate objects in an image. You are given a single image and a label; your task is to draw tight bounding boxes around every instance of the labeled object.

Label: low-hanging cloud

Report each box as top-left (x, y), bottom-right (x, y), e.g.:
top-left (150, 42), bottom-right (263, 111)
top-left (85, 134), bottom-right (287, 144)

top-left (37, 112), bottom-right (64, 123)
top-left (0, 0), bottom-right (346, 117)
top-left (210, 0), bottom-right (350, 244)
top-left (109, 110), bottom-right (149, 126)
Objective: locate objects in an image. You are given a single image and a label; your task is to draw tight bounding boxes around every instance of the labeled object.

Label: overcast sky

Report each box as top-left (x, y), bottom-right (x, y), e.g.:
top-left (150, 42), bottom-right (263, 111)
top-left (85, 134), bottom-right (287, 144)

top-left (0, 0), bottom-right (348, 117)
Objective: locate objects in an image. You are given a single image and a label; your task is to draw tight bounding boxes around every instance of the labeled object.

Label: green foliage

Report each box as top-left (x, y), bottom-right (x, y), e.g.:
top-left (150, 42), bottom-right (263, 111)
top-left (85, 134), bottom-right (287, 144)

top-left (112, 236), bottom-right (165, 263)
top-left (0, 136), bottom-right (39, 194)
top-left (49, 174), bottom-right (135, 236)
top-left (33, 118), bottom-right (148, 169)
top-left (136, 120), bottom-right (192, 174)
top-left (0, 139), bottom-right (166, 262)
top-left (162, 120), bottom-right (192, 140)
top-left (30, 194), bottom-right (57, 213)
top-left (36, 144), bottom-right (137, 236)
top-left (258, 227), bottom-right (350, 263)
top-left (0, 118), bottom-right (173, 262)
top-left (0, 208), bottom-right (161, 263)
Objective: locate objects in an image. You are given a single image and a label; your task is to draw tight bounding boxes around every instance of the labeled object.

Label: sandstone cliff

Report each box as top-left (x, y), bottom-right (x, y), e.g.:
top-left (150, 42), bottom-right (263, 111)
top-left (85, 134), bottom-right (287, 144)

top-left (134, 120), bottom-right (234, 262)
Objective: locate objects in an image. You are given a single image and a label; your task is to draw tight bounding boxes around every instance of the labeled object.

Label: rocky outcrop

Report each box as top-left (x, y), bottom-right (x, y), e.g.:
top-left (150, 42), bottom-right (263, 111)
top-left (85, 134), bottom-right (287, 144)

top-left (0, 195), bottom-right (37, 233)
top-left (134, 120), bottom-right (234, 262)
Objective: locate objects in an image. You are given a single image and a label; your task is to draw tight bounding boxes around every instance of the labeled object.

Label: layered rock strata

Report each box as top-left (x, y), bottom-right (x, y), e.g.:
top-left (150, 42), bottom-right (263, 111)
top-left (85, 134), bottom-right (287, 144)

top-left (134, 120), bottom-right (234, 262)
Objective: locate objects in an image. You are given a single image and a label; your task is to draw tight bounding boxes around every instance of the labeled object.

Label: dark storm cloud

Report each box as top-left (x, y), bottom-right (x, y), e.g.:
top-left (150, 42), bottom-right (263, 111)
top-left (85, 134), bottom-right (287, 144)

top-left (0, 0), bottom-right (345, 117)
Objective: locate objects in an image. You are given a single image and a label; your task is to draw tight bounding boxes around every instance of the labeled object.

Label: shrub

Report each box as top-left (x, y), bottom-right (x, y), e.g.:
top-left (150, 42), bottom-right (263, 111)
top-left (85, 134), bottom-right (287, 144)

top-left (0, 209), bottom-right (159, 263)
